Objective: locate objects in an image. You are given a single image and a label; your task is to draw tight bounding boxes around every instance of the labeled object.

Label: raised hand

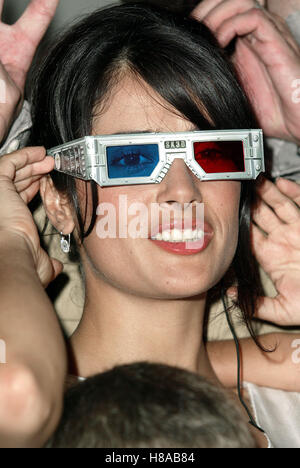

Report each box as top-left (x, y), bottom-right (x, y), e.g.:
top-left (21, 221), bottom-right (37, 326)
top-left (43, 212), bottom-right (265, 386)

top-left (0, 0), bottom-right (59, 141)
top-left (192, 0), bottom-right (300, 144)
top-left (0, 146), bottom-right (63, 287)
top-left (251, 177), bottom-right (300, 326)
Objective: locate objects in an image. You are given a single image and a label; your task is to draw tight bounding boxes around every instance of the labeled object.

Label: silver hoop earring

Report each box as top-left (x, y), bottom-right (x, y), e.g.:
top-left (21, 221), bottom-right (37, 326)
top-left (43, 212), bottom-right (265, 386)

top-left (60, 233), bottom-right (71, 253)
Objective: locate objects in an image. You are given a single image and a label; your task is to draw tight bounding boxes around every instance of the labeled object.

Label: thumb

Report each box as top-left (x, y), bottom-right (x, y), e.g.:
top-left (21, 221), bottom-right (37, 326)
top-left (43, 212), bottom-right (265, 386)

top-left (51, 258), bottom-right (64, 280)
top-left (38, 251), bottom-right (64, 288)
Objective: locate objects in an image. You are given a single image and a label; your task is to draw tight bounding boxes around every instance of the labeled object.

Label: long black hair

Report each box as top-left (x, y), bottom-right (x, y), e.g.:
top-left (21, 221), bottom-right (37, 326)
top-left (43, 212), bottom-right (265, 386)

top-left (30, 2), bottom-right (264, 346)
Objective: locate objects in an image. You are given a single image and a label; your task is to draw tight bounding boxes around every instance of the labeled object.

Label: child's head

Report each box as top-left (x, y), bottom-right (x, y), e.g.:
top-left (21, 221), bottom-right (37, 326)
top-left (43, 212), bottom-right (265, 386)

top-left (46, 362), bottom-right (255, 448)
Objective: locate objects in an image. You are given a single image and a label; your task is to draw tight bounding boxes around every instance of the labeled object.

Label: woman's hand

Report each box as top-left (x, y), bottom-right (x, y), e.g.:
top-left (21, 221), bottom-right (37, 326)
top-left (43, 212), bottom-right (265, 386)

top-left (0, 0), bottom-right (59, 141)
top-left (192, 0), bottom-right (300, 144)
top-left (0, 146), bottom-right (63, 287)
top-left (251, 177), bottom-right (300, 326)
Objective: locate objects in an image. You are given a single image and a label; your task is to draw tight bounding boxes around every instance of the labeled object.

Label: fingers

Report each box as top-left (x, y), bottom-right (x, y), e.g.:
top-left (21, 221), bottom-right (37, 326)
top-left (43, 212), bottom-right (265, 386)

top-left (268, 13), bottom-right (300, 55)
top-left (192, 0), bottom-right (224, 20)
top-left (14, 156), bottom-right (54, 185)
top-left (0, 63), bottom-right (22, 141)
top-left (43, 257), bottom-right (64, 288)
top-left (16, 174), bottom-right (41, 191)
top-left (15, 157), bottom-right (54, 203)
top-left (275, 178), bottom-right (300, 207)
top-left (51, 258), bottom-right (64, 279)
top-left (215, 8), bottom-right (293, 51)
top-left (252, 200), bottom-right (282, 234)
top-left (251, 223), bottom-right (266, 263)
top-left (0, 147), bottom-right (54, 205)
top-left (16, 0), bottom-right (59, 46)
top-left (212, 6), bottom-right (298, 54)
top-left (192, 0), bottom-right (266, 22)
top-left (0, 147), bottom-right (47, 179)
top-left (37, 249), bottom-right (63, 288)
top-left (192, 0), bottom-right (266, 20)
top-left (196, 0), bottom-right (259, 30)
top-left (192, 0), bottom-right (299, 65)
top-left (256, 178), bottom-right (300, 226)
top-left (19, 179), bottom-right (41, 205)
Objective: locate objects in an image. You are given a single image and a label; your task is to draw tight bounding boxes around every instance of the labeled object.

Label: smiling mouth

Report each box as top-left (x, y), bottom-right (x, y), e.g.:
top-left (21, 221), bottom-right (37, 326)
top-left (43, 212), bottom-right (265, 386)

top-left (149, 219), bottom-right (214, 241)
top-left (149, 222), bottom-right (214, 256)
top-left (150, 228), bottom-right (205, 243)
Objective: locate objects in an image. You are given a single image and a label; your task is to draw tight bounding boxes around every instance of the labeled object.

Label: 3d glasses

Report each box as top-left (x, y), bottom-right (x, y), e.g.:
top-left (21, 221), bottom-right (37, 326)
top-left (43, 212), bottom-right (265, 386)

top-left (47, 129), bottom-right (265, 186)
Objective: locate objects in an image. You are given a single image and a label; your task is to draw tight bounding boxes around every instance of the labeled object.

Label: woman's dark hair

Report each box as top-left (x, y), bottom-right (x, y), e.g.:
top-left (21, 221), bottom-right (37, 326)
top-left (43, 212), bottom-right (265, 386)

top-left (30, 2), bottom-right (264, 346)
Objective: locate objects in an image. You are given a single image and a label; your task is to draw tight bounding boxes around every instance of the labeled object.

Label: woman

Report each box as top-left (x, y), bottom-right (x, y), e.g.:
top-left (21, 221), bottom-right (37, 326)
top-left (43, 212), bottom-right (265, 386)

top-left (1, 3), bottom-right (299, 447)
top-left (30, 4), bottom-right (261, 374)
top-left (28, 2), bottom-right (274, 446)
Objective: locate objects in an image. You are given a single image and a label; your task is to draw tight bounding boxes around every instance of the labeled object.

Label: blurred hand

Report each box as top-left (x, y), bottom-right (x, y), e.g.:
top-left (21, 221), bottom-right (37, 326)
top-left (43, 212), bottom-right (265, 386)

top-left (267, 0), bottom-right (300, 20)
top-left (0, 146), bottom-right (63, 287)
top-left (192, 0), bottom-right (300, 144)
top-left (251, 177), bottom-right (300, 326)
top-left (0, 0), bottom-right (59, 141)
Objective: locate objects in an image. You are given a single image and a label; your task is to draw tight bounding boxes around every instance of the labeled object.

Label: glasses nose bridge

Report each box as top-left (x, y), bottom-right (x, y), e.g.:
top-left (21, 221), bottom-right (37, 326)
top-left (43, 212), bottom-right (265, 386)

top-left (165, 152), bottom-right (194, 177)
top-left (166, 151), bottom-right (188, 169)
top-left (167, 151), bottom-right (187, 162)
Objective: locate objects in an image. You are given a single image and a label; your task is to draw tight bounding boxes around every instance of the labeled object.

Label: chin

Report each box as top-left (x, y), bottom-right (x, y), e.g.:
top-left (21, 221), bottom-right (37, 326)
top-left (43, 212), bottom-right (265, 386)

top-left (149, 277), bottom-right (214, 299)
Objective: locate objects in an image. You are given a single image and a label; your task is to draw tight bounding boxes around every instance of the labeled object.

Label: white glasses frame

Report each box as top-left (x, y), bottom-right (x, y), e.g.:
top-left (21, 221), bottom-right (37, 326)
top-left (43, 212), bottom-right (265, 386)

top-left (47, 129), bottom-right (265, 187)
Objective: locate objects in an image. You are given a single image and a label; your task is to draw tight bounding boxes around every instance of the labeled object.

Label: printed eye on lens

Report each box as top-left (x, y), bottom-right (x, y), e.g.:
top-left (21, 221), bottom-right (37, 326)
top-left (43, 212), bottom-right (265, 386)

top-left (106, 144), bottom-right (159, 178)
top-left (193, 141), bottom-right (245, 173)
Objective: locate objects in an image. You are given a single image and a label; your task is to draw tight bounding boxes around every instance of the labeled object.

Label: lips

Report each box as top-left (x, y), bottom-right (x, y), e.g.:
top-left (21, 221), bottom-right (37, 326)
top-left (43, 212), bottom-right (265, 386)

top-left (148, 218), bottom-right (214, 256)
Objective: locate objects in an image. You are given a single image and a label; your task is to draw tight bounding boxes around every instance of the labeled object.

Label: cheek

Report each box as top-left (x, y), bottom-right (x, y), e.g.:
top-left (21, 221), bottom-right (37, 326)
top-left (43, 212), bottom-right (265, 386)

top-left (210, 181), bottom-right (240, 219)
top-left (79, 185), bottom-right (150, 287)
top-left (74, 182), bottom-right (128, 235)
top-left (200, 182), bottom-right (241, 284)
top-left (221, 183), bottom-right (240, 224)
top-left (207, 182), bottom-right (241, 250)
top-left (223, 186), bottom-right (241, 258)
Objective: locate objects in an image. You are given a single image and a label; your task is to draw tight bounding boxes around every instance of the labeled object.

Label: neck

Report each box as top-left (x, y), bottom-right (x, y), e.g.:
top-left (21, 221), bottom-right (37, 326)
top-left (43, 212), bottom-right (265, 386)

top-left (69, 266), bottom-right (219, 385)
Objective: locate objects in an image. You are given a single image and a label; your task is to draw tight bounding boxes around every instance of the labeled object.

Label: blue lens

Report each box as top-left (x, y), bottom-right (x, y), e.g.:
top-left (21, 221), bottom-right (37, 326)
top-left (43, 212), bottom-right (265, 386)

top-left (106, 144), bottom-right (159, 179)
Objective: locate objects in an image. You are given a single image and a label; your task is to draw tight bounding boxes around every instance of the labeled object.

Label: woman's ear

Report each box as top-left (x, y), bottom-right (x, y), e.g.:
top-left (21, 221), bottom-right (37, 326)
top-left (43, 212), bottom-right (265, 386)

top-left (40, 175), bottom-right (75, 235)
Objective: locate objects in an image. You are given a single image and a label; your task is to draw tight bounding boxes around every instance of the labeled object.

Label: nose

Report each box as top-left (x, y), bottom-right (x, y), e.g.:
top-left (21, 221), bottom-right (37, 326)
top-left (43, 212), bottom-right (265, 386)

top-left (156, 158), bottom-right (203, 206)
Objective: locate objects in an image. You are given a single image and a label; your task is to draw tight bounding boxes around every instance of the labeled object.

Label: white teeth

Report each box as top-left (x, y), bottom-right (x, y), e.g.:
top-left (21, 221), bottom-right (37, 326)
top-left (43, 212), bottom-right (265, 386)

top-left (162, 231), bottom-right (171, 242)
top-left (152, 229), bottom-right (204, 242)
top-left (182, 229), bottom-right (193, 241)
top-left (171, 229), bottom-right (183, 242)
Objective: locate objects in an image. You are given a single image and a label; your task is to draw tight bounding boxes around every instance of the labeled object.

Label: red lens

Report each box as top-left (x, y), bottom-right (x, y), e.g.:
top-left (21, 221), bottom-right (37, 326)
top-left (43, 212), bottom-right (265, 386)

top-left (193, 141), bottom-right (245, 173)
